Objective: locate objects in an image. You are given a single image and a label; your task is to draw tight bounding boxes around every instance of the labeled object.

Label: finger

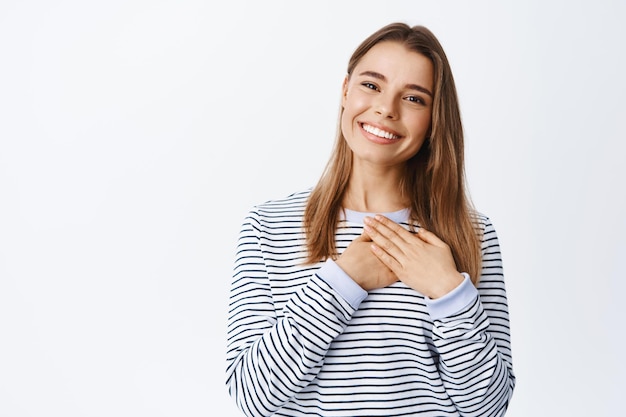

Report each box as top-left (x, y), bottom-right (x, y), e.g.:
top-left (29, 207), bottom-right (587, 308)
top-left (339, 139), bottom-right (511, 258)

top-left (416, 227), bottom-right (447, 247)
top-left (365, 215), bottom-right (410, 244)
top-left (355, 229), bottom-right (373, 242)
top-left (374, 214), bottom-right (408, 235)
top-left (363, 222), bottom-right (405, 261)
top-left (363, 222), bottom-right (392, 248)
top-left (370, 243), bottom-right (401, 273)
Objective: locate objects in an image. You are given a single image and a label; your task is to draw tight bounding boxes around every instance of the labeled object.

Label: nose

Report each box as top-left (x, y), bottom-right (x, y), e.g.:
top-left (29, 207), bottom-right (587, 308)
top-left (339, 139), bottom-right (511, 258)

top-left (374, 92), bottom-right (399, 120)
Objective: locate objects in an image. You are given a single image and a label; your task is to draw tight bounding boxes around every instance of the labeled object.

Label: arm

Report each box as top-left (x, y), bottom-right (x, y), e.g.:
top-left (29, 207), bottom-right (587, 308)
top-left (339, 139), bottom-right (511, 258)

top-left (225, 211), bottom-right (363, 417)
top-left (364, 215), bottom-right (515, 416)
top-left (424, 219), bottom-right (515, 416)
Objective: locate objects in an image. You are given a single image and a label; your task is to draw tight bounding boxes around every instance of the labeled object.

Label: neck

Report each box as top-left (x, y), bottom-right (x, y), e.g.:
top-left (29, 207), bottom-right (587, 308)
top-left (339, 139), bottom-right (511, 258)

top-left (343, 163), bottom-right (407, 213)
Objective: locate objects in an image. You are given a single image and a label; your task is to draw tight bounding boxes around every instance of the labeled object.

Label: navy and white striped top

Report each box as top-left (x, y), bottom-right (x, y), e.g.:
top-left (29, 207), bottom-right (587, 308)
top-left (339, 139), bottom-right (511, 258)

top-left (226, 189), bottom-right (515, 416)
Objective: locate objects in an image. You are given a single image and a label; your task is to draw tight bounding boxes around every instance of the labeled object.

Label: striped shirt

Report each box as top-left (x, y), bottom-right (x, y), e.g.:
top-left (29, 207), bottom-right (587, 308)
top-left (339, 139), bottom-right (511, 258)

top-left (226, 189), bottom-right (515, 416)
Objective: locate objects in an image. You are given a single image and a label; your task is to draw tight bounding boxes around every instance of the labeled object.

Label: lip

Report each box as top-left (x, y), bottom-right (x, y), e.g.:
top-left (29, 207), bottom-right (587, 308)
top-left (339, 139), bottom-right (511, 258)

top-left (359, 122), bottom-right (403, 145)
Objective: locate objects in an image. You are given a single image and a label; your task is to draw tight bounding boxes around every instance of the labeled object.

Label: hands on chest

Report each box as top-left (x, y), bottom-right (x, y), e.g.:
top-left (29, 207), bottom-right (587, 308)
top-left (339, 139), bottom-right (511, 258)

top-left (336, 215), bottom-right (464, 299)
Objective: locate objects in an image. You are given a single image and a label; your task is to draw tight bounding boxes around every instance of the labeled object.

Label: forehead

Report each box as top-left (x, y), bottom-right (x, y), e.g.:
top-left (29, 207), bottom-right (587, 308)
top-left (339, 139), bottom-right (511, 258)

top-left (353, 41), bottom-right (433, 88)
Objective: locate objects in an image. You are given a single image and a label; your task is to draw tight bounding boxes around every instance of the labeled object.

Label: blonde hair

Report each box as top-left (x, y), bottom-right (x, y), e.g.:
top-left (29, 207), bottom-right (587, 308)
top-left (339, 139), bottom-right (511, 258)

top-left (304, 22), bottom-right (482, 283)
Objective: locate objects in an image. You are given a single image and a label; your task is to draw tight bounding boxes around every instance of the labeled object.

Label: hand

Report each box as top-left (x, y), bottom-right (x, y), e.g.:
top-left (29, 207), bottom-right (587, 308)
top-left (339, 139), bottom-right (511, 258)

top-left (363, 215), bottom-right (463, 299)
top-left (335, 232), bottom-right (398, 291)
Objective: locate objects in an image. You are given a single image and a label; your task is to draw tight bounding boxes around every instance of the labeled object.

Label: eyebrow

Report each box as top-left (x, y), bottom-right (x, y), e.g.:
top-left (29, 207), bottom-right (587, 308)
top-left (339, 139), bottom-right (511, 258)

top-left (358, 70), bottom-right (433, 97)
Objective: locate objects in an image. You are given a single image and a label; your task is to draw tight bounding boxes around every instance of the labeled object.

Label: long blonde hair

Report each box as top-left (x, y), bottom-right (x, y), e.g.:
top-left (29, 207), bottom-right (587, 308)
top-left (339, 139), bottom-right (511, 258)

top-left (304, 22), bottom-right (482, 283)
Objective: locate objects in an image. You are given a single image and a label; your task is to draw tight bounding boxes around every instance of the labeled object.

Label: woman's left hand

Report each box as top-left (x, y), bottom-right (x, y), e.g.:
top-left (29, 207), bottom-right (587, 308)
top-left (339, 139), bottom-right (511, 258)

top-left (363, 215), bottom-right (464, 299)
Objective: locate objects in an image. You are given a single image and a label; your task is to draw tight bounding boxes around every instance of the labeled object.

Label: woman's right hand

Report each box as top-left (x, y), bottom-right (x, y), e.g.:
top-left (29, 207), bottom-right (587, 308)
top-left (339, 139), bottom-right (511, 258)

top-left (335, 231), bottom-right (398, 291)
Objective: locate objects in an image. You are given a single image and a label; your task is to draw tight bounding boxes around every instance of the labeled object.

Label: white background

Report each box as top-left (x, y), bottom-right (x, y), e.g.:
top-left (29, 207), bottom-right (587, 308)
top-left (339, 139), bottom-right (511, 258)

top-left (1, 1), bottom-right (625, 416)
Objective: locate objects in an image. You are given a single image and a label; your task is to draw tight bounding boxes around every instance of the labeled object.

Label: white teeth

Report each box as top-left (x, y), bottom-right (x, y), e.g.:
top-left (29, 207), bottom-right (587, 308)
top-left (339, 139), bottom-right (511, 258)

top-left (362, 124), bottom-right (399, 139)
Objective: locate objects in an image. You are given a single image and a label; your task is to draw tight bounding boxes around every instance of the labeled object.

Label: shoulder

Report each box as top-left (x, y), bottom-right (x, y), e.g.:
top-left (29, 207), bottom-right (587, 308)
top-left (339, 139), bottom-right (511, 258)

top-left (244, 188), bottom-right (312, 226)
top-left (470, 210), bottom-right (490, 232)
top-left (252, 188), bottom-right (312, 213)
top-left (470, 210), bottom-right (500, 252)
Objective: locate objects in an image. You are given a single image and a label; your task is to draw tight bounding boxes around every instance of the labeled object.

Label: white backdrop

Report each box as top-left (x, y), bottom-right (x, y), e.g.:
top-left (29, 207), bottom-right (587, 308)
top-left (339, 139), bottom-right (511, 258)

top-left (1, 1), bottom-right (625, 416)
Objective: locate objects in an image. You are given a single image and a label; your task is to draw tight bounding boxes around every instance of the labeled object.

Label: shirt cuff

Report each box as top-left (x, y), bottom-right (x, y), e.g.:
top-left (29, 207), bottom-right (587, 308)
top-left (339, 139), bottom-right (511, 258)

top-left (316, 259), bottom-right (368, 309)
top-left (424, 273), bottom-right (478, 320)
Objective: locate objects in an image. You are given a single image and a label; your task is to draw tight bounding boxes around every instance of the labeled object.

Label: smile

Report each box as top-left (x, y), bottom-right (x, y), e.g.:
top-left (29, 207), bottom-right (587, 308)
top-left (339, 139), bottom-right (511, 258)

top-left (361, 123), bottom-right (401, 140)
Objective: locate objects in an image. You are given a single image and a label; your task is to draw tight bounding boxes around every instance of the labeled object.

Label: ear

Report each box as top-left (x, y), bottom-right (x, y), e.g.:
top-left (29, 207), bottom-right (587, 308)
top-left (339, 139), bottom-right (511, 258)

top-left (341, 75), bottom-right (349, 107)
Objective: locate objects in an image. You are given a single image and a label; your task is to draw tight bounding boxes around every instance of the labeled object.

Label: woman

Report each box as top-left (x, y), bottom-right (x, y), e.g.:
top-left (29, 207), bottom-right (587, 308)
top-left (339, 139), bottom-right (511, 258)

top-left (226, 22), bottom-right (515, 416)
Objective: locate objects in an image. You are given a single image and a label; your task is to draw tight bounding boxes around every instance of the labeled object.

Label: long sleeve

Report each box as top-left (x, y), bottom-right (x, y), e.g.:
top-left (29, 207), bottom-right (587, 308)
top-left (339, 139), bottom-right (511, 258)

top-left (225, 191), bottom-right (515, 416)
top-left (428, 218), bottom-right (515, 416)
top-left (225, 210), bottom-right (357, 417)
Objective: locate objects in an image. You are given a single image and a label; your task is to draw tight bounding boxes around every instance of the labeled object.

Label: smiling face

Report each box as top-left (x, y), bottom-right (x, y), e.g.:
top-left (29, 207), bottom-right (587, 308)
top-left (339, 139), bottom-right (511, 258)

top-left (341, 41), bottom-right (434, 171)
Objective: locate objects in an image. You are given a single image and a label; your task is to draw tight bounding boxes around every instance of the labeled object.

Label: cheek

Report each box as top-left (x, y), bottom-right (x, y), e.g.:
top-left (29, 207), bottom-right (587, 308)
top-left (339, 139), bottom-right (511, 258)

top-left (400, 137), bottom-right (428, 162)
top-left (340, 109), bottom-right (352, 139)
top-left (343, 89), bottom-right (369, 113)
top-left (408, 113), bottom-right (432, 136)
top-left (340, 96), bottom-right (361, 134)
